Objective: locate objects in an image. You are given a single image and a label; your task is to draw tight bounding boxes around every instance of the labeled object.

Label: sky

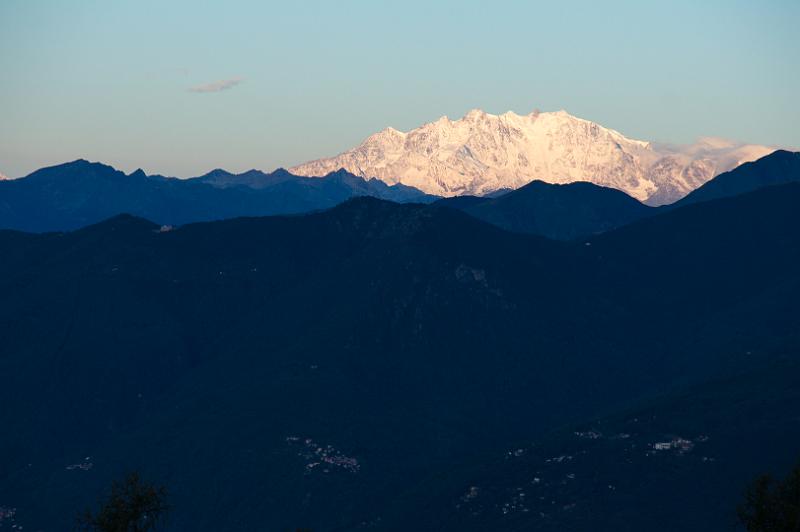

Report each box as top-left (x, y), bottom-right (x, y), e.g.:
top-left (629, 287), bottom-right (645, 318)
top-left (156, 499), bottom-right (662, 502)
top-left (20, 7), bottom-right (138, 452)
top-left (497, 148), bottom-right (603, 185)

top-left (1, 0), bottom-right (798, 178)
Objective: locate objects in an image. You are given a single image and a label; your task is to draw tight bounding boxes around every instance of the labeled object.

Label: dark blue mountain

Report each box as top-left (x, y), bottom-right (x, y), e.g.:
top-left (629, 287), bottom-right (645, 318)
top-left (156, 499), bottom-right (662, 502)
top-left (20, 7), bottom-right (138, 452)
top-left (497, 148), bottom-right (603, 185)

top-left (438, 150), bottom-right (800, 240)
top-left (436, 180), bottom-right (652, 240)
top-left (0, 160), bottom-right (435, 232)
top-left (191, 167), bottom-right (298, 188)
top-left (191, 166), bottom-right (430, 202)
top-left (0, 182), bottom-right (798, 531)
top-left (3, 150), bottom-right (798, 238)
top-left (670, 149), bottom-right (800, 208)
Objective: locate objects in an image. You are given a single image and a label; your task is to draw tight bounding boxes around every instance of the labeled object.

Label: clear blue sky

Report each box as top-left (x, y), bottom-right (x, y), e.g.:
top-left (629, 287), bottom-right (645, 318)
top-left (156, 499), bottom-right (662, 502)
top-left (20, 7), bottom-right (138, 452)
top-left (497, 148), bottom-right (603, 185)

top-left (1, 0), bottom-right (798, 178)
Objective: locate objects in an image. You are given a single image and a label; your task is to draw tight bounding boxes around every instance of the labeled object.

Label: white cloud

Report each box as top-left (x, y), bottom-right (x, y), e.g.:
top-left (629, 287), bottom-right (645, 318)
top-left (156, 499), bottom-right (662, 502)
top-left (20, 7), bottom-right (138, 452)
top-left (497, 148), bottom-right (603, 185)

top-left (188, 78), bottom-right (243, 93)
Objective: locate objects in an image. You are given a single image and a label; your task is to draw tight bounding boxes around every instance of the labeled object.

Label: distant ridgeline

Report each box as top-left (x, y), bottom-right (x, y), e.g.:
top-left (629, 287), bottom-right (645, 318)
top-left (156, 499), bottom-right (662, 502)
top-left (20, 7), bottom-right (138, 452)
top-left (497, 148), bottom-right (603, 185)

top-left (435, 150), bottom-right (800, 239)
top-left (0, 160), bottom-right (436, 232)
top-left (1, 150), bottom-right (798, 240)
top-left (0, 158), bottom-right (799, 531)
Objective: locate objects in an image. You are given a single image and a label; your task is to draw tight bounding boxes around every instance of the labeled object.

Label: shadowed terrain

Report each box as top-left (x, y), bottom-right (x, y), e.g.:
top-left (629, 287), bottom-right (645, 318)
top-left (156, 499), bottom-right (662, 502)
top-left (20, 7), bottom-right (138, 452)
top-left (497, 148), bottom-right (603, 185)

top-left (1, 181), bottom-right (798, 530)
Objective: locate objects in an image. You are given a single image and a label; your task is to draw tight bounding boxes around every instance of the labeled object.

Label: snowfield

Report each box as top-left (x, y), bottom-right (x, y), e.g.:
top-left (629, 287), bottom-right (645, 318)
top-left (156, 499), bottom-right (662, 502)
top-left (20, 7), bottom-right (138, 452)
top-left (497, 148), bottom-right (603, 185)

top-left (291, 109), bottom-right (775, 205)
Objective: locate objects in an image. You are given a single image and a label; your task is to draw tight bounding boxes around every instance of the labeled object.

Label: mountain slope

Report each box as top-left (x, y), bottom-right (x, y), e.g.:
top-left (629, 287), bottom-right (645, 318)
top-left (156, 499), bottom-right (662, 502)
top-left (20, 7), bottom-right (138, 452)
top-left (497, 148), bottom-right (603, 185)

top-left (290, 108), bottom-right (775, 205)
top-left (670, 149), bottom-right (800, 208)
top-left (435, 150), bottom-right (800, 240)
top-left (391, 359), bottom-right (800, 532)
top-left (0, 186), bottom-right (798, 531)
top-left (436, 180), bottom-right (651, 240)
top-left (0, 160), bottom-right (434, 232)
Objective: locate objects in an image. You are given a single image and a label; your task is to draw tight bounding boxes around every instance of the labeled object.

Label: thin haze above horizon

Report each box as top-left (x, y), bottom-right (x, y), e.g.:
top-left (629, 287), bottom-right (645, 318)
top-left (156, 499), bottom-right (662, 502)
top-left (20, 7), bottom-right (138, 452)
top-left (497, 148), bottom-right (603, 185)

top-left (1, 0), bottom-right (798, 178)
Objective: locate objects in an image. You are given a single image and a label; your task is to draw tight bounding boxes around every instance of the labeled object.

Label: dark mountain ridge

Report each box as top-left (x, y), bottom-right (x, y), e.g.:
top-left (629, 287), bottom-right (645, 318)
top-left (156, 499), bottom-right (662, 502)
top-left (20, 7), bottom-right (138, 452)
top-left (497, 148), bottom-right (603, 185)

top-left (436, 180), bottom-right (652, 240)
top-left (670, 149), bottom-right (800, 208)
top-left (436, 150), bottom-right (800, 239)
top-left (0, 160), bottom-right (436, 232)
top-left (2, 150), bottom-right (798, 240)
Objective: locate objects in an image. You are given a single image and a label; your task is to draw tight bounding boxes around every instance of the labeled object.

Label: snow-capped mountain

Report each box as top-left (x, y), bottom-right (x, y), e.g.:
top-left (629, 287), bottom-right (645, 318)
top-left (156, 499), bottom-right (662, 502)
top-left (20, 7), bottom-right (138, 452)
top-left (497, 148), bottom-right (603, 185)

top-left (290, 109), bottom-right (775, 205)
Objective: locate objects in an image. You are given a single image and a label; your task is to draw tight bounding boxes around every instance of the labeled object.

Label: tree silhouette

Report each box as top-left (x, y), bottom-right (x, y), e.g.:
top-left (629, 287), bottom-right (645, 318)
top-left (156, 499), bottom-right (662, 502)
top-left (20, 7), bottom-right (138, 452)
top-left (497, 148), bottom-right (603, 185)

top-left (76, 472), bottom-right (169, 532)
top-left (737, 461), bottom-right (800, 531)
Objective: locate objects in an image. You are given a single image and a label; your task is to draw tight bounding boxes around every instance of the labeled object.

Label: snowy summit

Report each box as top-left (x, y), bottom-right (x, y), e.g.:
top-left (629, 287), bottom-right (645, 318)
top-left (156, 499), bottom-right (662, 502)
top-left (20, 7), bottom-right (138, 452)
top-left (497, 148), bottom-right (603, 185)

top-left (291, 109), bottom-right (775, 205)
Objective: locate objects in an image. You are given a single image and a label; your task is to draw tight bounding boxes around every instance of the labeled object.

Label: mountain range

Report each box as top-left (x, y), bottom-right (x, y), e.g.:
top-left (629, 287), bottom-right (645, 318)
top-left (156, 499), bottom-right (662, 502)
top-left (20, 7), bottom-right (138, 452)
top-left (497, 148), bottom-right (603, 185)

top-left (2, 150), bottom-right (798, 240)
top-left (0, 171), bottom-right (798, 531)
top-left (0, 160), bottom-right (433, 232)
top-left (289, 109), bottom-right (776, 205)
top-left (436, 150), bottom-right (800, 239)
